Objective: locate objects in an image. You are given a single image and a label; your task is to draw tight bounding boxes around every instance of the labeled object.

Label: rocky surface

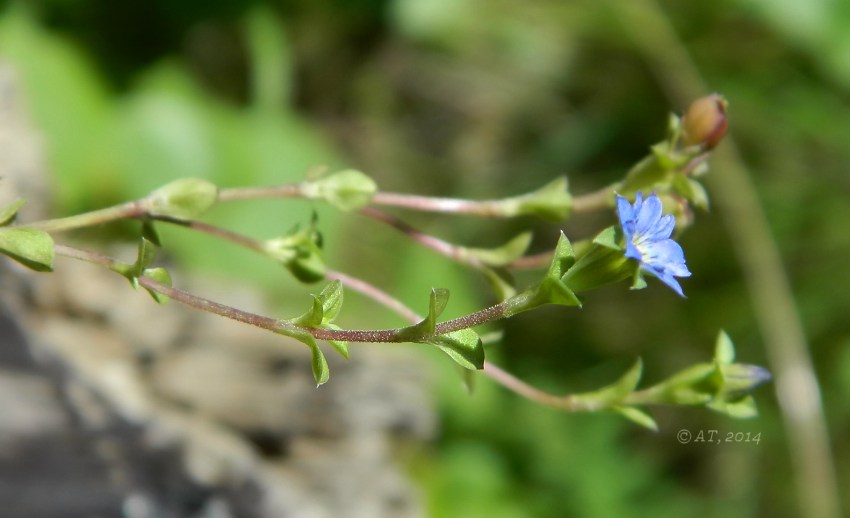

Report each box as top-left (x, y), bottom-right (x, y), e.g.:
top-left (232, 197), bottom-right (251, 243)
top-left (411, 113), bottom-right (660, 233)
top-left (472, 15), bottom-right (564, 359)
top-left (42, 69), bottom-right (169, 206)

top-left (0, 61), bottom-right (434, 518)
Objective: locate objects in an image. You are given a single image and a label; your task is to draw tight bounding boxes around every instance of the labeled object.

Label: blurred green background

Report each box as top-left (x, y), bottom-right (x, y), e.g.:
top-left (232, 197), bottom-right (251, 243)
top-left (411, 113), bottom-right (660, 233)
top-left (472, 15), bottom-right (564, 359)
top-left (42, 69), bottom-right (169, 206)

top-left (2, 0), bottom-right (849, 516)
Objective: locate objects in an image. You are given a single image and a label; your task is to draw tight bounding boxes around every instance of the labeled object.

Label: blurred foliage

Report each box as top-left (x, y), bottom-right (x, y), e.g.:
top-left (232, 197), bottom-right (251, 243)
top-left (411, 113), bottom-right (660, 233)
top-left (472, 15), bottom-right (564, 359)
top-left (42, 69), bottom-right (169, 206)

top-left (2, 0), bottom-right (850, 516)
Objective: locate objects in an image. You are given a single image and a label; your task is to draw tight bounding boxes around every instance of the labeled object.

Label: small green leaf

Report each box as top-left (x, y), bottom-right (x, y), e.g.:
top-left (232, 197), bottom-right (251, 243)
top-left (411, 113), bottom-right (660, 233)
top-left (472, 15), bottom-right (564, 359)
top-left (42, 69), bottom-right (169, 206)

top-left (428, 328), bottom-right (484, 370)
top-left (277, 327), bottom-right (330, 386)
top-left (0, 198), bottom-right (26, 226)
top-left (463, 232), bottom-right (532, 267)
top-left (399, 288), bottom-right (450, 339)
top-left (481, 266), bottom-right (517, 300)
top-left (325, 334), bottom-right (350, 359)
top-left (146, 178), bottom-right (218, 219)
top-left (141, 218), bottom-right (161, 246)
top-left (0, 227), bottom-right (55, 272)
top-left (591, 226), bottom-right (620, 250)
top-left (304, 169), bottom-right (377, 211)
top-left (318, 280), bottom-right (344, 322)
top-left (714, 330), bottom-right (736, 364)
top-left (309, 341), bottom-right (330, 386)
top-left (672, 175), bottom-right (710, 210)
top-left (707, 395), bottom-right (758, 419)
top-left (614, 406), bottom-right (659, 431)
top-left (134, 238), bottom-right (158, 277)
top-left (508, 176), bottom-right (573, 221)
top-left (572, 359), bottom-right (643, 409)
top-left (288, 282), bottom-right (348, 360)
top-left (547, 231), bottom-right (576, 278)
top-left (142, 267), bottom-right (172, 304)
top-left (461, 367), bottom-right (477, 393)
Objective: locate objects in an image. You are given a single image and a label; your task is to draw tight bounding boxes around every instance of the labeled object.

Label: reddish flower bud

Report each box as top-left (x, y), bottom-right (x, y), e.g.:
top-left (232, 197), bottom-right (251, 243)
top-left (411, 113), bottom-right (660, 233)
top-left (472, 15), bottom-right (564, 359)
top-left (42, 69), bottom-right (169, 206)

top-left (681, 94), bottom-right (728, 150)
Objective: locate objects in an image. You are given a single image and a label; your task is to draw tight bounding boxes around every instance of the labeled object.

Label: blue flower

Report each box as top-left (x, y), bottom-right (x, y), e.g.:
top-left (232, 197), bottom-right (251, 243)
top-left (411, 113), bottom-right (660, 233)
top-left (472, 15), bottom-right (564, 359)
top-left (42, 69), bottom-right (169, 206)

top-left (617, 193), bottom-right (691, 297)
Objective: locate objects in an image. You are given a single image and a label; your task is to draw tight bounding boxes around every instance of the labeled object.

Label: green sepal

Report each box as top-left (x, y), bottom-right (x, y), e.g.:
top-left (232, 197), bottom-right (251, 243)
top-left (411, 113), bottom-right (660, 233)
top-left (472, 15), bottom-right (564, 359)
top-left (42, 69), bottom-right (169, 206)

top-left (463, 232), bottom-right (532, 267)
top-left (714, 330), bottom-right (736, 363)
top-left (502, 232), bottom-right (579, 317)
top-left (571, 359), bottom-right (643, 410)
top-left (426, 328), bottom-right (484, 370)
top-left (146, 178), bottom-right (219, 219)
top-left (0, 198), bottom-right (26, 226)
top-left (613, 406), bottom-right (658, 431)
top-left (635, 363), bottom-right (717, 406)
top-left (142, 267), bottom-right (172, 304)
top-left (303, 169), bottom-right (377, 211)
top-left (0, 227), bottom-right (55, 272)
top-left (504, 176), bottom-right (573, 221)
top-left (561, 226), bottom-right (634, 294)
top-left (264, 219), bottom-right (326, 283)
top-left (672, 175), bottom-right (710, 210)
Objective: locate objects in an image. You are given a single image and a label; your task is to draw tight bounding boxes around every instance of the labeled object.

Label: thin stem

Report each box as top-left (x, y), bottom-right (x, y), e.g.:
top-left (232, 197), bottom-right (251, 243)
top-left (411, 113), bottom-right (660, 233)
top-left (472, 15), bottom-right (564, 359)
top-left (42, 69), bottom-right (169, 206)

top-left (217, 184), bottom-right (303, 202)
top-left (150, 216), bottom-right (267, 253)
top-left (370, 191), bottom-right (507, 216)
top-left (54, 227), bottom-right (598, 412)
top-left (359, 207), bottom-right (481, 266)
top-left (25, 201), bottom-right (145, 232)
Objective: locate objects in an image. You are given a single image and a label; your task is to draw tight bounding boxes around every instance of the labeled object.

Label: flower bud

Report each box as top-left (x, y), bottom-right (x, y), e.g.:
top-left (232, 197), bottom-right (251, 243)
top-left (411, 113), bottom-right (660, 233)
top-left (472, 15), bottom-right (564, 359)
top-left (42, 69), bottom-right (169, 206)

top-left (681, 94), bottom-right (728, 150)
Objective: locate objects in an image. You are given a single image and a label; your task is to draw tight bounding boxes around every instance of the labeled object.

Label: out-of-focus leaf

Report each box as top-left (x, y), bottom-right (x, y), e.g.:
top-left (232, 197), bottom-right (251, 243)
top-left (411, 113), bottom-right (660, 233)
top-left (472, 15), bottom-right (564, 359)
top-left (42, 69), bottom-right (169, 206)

top-left (0, 227), bottom-right (54, 272)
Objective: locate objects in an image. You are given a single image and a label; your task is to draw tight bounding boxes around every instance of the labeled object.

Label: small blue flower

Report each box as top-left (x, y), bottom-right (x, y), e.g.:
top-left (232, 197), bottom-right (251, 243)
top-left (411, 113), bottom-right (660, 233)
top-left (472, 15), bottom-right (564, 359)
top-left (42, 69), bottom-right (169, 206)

top-left (617, 193), bottom-right (691, 297)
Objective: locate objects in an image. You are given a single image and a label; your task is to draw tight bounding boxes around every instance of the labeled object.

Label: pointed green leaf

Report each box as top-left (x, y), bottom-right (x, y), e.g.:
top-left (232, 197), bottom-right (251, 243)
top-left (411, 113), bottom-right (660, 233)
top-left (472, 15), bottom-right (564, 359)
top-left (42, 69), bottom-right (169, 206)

top-left (0, 198), bottom-right (26, 226)
top-left (707, 395), bottom-right (758, 419)
top-left (572, 359), bottom-right (643, 409)
top-left (142, 267), bottom-right (172, 304)
top-left (134, 238), bottom-right (158, 277)
top-left (464, 232), bottom-right (533, 267)
top-left (481, 266), bottom-right (517, 301)
top-left (672, 175), bottom-right (710, 210)
top-left (146, 178), bottom-right (218, 219)
top-left (399, 288), bottom-right (450, 339)
top-left (141, 218), bottom-right (161, 246)
top-left (0, 227), bottom-right (55, 272)
top-left (310, 341), bottom-right (330, 386)
top-left (461, 367), bottom-right (477, 394)
top-left (277, 327), bottom-right (330, 386)
top-left (714, 330), bottom-right (736, 364)
top-left (547, 231), bottom-right (576, 279)
top-left (614, 406), bottom-right (659, 431)
top-left (592, 226), bottom-right (620, 250)
top-left (318, 280), bottom-right (344, 322)
top-left (428, 328), bottom-right (484, 370)
top-left (431, 288), bottom-right (450, 319)
top-left (326, 333), bottom-right (350, 359)
top-left (509, 176), bottom-right (573, 221)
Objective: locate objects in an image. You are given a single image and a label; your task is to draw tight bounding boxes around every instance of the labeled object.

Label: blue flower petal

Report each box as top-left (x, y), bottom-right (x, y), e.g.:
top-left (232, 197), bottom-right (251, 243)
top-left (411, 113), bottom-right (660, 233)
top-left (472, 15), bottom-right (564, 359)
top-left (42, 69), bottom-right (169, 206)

top-left (616, 192), bottom-right (691, 297)
top-left (635, 194), bottom-right (663, 235)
